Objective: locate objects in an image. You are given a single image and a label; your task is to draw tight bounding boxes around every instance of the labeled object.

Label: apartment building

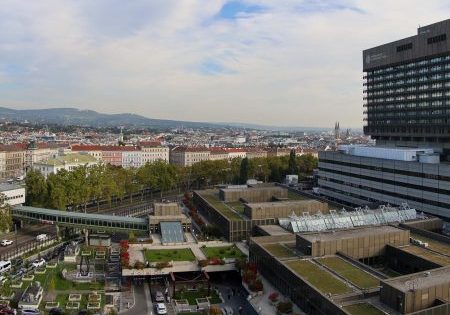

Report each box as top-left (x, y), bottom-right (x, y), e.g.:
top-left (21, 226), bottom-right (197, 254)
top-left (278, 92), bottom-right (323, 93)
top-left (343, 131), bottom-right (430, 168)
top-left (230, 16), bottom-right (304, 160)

top-left (33, 153), bottom-right (99, 178)
top-left (139, 141), bottom-right (170, 164)
top-left (209, 147), bottom-right (229, 161)
top-left (169, 146), bottom-right (210, 166)
top-left (224, 148), bottom-right (246, 160)
top-left (0, 144), bottom-right (26, 180)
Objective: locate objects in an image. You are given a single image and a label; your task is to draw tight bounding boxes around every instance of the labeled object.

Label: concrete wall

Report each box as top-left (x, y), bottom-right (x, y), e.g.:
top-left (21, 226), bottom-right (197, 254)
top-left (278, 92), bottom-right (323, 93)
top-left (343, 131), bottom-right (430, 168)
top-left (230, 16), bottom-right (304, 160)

top-left (297, 228), bottom-right (410, 259)
top-left (153, 202), bottom-right (181, 216)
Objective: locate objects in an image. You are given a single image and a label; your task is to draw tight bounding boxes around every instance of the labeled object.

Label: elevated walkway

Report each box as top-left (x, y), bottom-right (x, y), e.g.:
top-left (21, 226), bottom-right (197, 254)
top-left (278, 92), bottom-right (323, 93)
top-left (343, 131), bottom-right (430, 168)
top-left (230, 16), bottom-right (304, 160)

top-left (12, 205), bottom-right (148, 232)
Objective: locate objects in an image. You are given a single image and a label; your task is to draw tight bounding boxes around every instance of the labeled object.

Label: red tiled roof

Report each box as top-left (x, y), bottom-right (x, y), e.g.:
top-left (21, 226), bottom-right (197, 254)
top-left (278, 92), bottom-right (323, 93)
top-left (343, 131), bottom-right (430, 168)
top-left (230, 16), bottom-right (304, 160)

top-left (138, 141), bottom-right (162, 147)
top-left (71, 145), bottom-right (140, 152)
top-left (171, 146), bottom-right (209, 153)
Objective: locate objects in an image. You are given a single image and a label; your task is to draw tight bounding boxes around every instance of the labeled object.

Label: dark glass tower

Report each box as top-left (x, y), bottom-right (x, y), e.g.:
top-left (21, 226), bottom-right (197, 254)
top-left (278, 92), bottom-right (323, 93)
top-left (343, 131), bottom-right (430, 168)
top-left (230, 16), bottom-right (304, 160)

top-left (363, 19), bottom-right (450, 158)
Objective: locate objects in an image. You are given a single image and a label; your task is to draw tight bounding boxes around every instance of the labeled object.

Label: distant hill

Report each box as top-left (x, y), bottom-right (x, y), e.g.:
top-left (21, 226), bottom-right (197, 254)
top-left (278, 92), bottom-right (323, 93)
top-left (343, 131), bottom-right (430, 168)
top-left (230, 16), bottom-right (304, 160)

top-left (0, 106), bottom-right (332, 131)
top-left (0, 107), bottom-right (225, 129)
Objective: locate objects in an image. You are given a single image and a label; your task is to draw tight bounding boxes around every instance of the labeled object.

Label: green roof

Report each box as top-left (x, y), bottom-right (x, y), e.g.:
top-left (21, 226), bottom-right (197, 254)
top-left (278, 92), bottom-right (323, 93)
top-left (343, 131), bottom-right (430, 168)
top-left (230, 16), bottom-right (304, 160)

top-left (43, 153), bottom-right (97, 166)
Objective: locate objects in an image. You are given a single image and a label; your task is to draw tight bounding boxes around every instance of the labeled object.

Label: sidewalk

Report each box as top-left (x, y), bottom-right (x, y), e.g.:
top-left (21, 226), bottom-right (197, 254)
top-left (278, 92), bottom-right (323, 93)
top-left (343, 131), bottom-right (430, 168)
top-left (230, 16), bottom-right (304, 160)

top-left (247, 276), bottom-right (305, 315)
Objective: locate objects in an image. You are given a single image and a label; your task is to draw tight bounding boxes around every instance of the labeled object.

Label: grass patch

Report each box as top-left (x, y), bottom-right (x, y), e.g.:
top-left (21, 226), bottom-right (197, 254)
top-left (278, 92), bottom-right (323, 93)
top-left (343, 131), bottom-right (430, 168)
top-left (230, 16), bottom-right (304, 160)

top-left (201, 193), bottom-right (242, 221)
top-left (226, 202), bottom-right (246, 214)
top-left (262, 243), bottom-right (296, 258)
top-left (288, 191), bottom-right (306, 200)
top-left (144, 248), bottom-right (195, 262)
top-left (202, 245), bottom-right (246, 259)
top-left (286, 260), bottom-right (352, 295)
top-left (402, 245), bottom-right (450, 266)
top-left (344, 303), bottom-right (385, 315)
top-left (411, 233), bottom-right (450, 256)
top-left (318, 257), bottom-right (379, 289)
top-left (174, 289), bottom-right (221, 305)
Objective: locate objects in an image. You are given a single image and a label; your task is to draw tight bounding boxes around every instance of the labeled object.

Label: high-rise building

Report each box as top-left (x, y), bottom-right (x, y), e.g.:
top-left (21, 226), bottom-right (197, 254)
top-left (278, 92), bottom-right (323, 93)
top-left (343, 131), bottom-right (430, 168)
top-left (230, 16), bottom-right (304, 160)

top-left (363, 19), bottom-right (450, 158)
top-left (318, 20), bottom-right (450, 219)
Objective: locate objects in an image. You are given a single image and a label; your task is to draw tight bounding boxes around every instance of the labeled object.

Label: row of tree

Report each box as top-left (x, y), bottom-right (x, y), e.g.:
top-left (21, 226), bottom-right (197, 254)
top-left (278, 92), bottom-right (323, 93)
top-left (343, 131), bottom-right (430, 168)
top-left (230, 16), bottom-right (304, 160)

top-left (25, 151), bottom-right (317, 210)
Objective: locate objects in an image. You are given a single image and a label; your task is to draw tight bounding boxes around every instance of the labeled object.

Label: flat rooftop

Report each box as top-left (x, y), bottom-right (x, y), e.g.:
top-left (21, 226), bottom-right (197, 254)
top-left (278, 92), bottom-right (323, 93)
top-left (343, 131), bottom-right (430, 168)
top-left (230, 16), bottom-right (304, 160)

top-left (257, 225), bottom-right (292, 236)
top-left (400, 245), bottom-right (450, 266)
top-left (0, 183), bottom-right (23, 191)
top-left (383, 266), bottom-right (450, 292)
top-left (220, 186), bottom-right (285, 192)
top-left (299, 225), bottom-right (403, 243)
top-left (245, 200), bottom-right (322, 209)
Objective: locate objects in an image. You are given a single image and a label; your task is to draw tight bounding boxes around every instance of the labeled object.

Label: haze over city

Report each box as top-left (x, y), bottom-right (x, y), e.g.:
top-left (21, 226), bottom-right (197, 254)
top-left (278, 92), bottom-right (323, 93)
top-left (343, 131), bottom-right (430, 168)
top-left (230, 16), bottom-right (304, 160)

top-left (2, 0), bottom-right (450, 128)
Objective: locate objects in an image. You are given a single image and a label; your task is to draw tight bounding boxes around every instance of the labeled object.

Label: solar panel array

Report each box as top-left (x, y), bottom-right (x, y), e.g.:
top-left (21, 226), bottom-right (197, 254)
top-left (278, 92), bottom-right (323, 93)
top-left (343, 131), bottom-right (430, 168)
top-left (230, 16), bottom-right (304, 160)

top-left (160, 221), bottom-right (185, 244)
top-left (279, 203), bottom-right (418, 233)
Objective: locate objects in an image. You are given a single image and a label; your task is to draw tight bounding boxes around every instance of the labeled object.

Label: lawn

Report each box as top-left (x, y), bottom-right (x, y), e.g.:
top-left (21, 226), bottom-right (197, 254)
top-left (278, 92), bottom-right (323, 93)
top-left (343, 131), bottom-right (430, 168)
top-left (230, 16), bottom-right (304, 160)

top-left (318, 257), bottom-right (380, 289)
top-left (263, 243), bottom-right (296, 258)
top-left (44, 293), bottom-right (105, 312)
top-left (285, 260), bottom-right (352, 295)
top-left (174, 288), bottom-right (221, 305)
top-left (225, 202), bottom-right (246, 214)
top-left (144, 248), bottom-right (195, 262)
top-left (288, 191), bottom-right (306, 200)
top-left (344, 303), bottom-right (385, 315)
top-left (402, 245), bottom-right (450, 266)
top-left (201, 245), bottom-right (246, 259)
top-left (22, 264), bottom-right (104, 291)
top-left (201, 193), bottom-right (242, 220)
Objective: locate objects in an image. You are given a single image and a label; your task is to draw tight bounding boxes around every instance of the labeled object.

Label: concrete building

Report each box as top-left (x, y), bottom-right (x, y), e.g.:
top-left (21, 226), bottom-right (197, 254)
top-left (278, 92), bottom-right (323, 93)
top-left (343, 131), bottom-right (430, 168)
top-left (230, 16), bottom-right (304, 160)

top-left (139, 141), bottom-right (170, 164)
top-left (0, 183), bottom-right (25, 206)
top-left (33, 153), bottom-right (98, 177)
top-left (169, 146), bottom-right (210, 166)
top-left (318, 20), bottom-right (450, 219)
top-left (0, 144), bottom-right (26, 180)
top-left (318, 147), bottom-right (450, 218)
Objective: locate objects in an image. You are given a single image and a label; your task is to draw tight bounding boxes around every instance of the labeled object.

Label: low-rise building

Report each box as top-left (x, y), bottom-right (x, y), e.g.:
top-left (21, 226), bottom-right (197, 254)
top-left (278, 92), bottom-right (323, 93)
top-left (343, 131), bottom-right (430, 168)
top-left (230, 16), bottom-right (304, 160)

top-left (33, 153), bottom-right (99, 177)
top-left (139, 141), bottom-right (170, 164)
top-left (0, 183), bottom-right (25, 206)
top-left (170, 146), bottom-right (210, 166)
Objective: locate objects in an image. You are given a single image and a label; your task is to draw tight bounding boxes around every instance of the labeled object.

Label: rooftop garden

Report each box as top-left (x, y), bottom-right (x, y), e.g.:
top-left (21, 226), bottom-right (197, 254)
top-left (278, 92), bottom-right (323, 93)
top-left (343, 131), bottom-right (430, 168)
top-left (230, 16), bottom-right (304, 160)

top-left (143, 248), bottom-right (196, 262)
top-left (285, 260), bottom-right (352, 295)
top-left (225, 201), bottom-right (246, 215)
top-left (174, 288), bottom-right (221, 305)
top-left (402, 245), bottom-right (450, 266)
top-left (201, 193), bottom-right (242, 221)
top-left (201, 245), bottom-right (246, 259)
top-left (343, 303), bottom-right (385, 315)
top-left (411, 233), bottom-right (450, 256)
top-left (287, 191), bottom-right (306, 200)
top-left (262, 243), bottom-right (296, 258)
top-left (318, 257), bottom-right (380, 289)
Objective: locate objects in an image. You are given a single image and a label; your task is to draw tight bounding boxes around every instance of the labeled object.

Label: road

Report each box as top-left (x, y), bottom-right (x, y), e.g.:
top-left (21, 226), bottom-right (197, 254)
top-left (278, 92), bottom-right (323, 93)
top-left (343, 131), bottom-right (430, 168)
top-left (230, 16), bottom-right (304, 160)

top-left (0, 224), bottom-right (56, 256)
top-left (121, 283), bottom-right (150, 315)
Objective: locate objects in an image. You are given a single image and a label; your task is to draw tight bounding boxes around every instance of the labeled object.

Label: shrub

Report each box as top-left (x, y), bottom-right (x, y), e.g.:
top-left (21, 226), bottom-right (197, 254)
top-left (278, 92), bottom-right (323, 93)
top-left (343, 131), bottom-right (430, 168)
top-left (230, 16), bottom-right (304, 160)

top-left (268, 292), bottom-right (279, 302)
top-left (198, 260), bottom-right (209, 268)
top-left (155, 261), bottom-right (171, 269)
top-left (248, 279), bottom-right (263, 292)
top-left (277, 301), bottom-right (293, 314)
top-left (134, 261), bottom-right (145, 269)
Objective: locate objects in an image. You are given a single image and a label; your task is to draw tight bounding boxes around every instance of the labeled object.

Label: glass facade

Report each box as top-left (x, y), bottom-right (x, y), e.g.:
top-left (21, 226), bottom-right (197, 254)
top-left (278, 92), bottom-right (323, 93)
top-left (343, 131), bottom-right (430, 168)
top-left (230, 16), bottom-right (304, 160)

top-left (364, 55), bottom-right (450, 142)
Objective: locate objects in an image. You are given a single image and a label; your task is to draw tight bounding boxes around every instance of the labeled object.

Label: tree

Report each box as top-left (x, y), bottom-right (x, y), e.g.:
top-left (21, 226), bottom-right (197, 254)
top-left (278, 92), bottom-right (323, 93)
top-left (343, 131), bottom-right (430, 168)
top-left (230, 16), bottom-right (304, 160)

top-left (25, 169), bottom-right (47, 206)
top-left (0, 194), bottom-right (13, 232)
top-left (288, 150), bottom-right (298, 175)
top-left (0, 275), bottom-right (12, 298)
top-left (239, 157), bottom-right (249, 184)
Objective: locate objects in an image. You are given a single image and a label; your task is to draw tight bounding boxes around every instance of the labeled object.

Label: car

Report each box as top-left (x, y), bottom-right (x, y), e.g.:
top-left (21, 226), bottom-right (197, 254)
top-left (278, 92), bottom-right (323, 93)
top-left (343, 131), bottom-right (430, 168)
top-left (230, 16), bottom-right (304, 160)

top-left (20, 309), bottom-right (40, 315)
top-left (154, 291), bottom-right (165, 302)
top-left (155, 303), bottom-right (167, 315)
top-left (0, 240), bottom-right (13, 247)
top-left (35, 234), bottom-right (48, 242)
top-left (31, 258), bottom-right (45, 268)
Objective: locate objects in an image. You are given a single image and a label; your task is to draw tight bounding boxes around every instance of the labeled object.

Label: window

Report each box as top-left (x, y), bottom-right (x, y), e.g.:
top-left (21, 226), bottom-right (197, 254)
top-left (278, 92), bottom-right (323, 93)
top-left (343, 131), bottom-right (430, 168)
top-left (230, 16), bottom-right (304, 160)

top-left (427, 34), bottom-right (447, 44)
top-left (396, 43), bottom-right (413, 52)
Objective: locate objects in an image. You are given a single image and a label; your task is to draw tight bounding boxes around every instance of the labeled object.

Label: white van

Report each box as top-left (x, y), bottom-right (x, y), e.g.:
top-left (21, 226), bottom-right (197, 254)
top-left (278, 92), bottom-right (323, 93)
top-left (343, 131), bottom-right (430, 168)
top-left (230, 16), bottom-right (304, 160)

top-left (0, 260), bottom-right (12, 274)
top-left (36, 234), bottom-right (48, 241)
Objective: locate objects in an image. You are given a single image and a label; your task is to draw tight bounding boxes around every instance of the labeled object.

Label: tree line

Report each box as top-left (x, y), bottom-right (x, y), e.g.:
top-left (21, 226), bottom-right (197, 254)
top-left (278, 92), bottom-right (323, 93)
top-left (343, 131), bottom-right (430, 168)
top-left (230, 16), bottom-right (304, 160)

top-left (25, 151), bottom-right (317, 210)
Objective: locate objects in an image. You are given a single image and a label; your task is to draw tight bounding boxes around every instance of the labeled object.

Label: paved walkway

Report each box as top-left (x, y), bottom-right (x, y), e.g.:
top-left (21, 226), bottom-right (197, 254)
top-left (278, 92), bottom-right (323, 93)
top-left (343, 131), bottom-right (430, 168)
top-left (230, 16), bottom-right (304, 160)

top-left (120, 284), bottom-right (148, 315)
top-left (247, 276), bottom-right (305, 315)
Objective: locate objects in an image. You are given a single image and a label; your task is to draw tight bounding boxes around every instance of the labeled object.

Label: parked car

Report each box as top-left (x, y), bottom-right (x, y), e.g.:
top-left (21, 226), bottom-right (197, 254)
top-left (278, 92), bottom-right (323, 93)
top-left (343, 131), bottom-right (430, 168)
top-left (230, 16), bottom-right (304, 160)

top-left (0, 240), bottom-right (13, 247)
top-left (20, 309), bottom-right (40, 315)
top-left (35, 234), bottom-right (48, 242)
top-left (31, 258), bottom-right (45, 268)
top-left (155, 303), bottom-right (167, 315)
top-left (154, 291), bottom-right (165, 302)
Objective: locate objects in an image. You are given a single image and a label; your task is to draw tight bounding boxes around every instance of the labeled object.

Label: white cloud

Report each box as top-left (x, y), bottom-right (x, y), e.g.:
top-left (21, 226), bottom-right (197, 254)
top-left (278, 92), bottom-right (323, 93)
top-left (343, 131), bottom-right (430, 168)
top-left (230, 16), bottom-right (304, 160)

top-left (0, 0), bottom-right (450, 128)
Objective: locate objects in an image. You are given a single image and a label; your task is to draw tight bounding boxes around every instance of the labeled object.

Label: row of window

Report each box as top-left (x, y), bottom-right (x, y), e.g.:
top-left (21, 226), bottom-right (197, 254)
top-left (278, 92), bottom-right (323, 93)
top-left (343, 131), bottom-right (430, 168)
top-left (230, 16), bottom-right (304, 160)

top-left (319, 176), bottom-right (450, 210)
top-left (367, 101), bottom-right (450, 111)
top-left (367, 74), bottom-right (450, 89)
top-left (318, 166), bottom-right (450, 195)
top-left (368, 56), bottom-right (450, 76)
top-left (319, 158), bottom-right (450, 181)
top-left (367, 64), bottom-right (450, 82)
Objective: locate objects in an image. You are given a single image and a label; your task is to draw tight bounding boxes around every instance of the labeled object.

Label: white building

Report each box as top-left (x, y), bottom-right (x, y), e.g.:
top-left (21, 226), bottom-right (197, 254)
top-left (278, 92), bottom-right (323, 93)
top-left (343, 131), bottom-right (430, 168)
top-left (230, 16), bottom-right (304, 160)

top-left (139, 141), bottom-right (170, 164)
top-left (122, 150), bottom-right (143, 168)
top-left (0, 183), bottom-right (25, 206)
top-left (33, 153), bottom-right (99, 178)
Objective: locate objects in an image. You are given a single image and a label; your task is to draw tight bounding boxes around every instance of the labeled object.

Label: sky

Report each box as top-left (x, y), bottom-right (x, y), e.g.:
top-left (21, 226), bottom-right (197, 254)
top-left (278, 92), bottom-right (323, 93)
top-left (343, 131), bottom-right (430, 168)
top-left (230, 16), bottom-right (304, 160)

top-left (1, 1), bottom-right (450, 128)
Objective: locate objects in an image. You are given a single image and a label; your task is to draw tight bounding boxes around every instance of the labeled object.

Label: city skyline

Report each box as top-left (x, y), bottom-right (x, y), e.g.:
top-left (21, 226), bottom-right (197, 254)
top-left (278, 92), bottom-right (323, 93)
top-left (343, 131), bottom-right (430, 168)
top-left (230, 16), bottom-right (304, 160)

top-left (1, 1), bottom-right (450, 127)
